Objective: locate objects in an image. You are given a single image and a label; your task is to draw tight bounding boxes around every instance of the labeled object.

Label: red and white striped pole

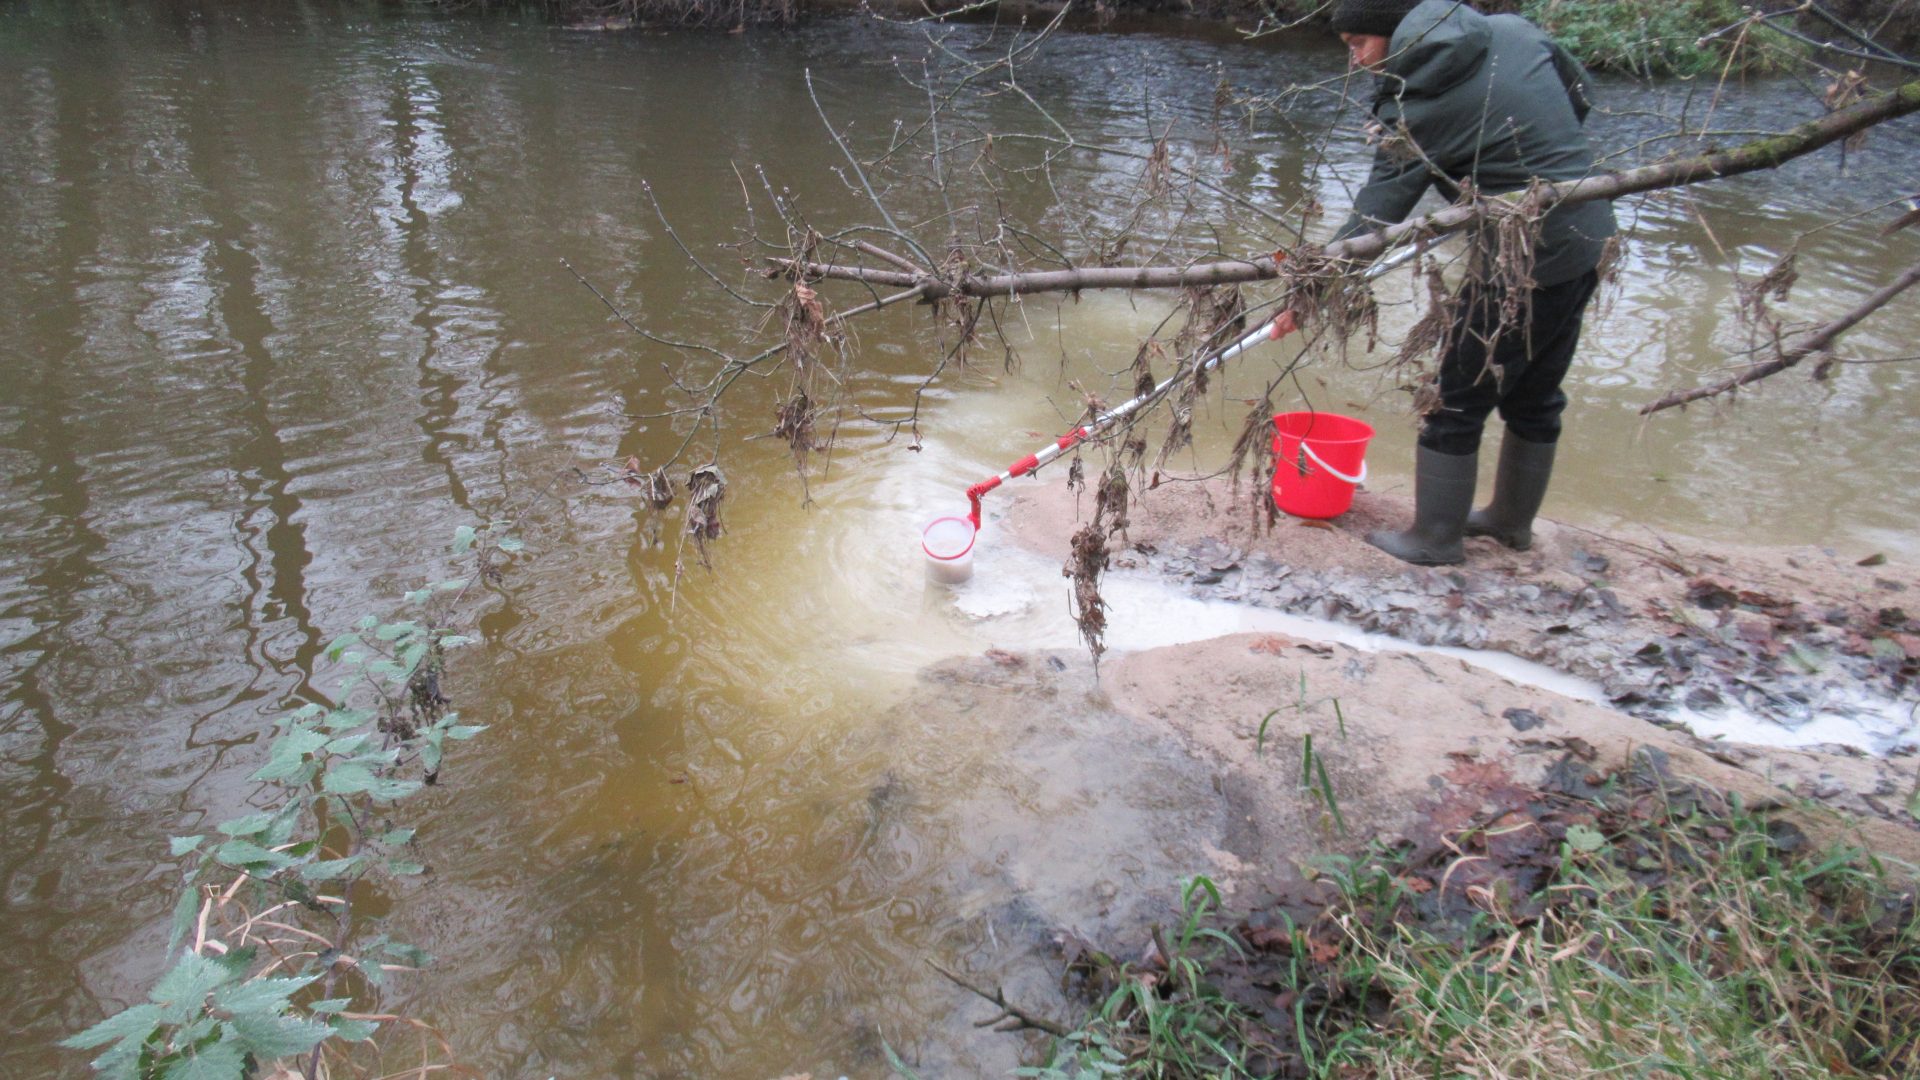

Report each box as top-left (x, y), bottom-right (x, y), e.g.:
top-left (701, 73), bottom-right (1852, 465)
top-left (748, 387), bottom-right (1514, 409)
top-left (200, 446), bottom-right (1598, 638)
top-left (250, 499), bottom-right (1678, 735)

top-left (962, 245), bottom-right (1416, 527)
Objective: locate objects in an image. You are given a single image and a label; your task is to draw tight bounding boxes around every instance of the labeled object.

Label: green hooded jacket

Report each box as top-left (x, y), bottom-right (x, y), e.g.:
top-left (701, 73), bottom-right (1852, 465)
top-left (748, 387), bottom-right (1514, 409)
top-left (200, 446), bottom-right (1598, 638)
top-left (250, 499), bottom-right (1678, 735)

top-left (1333, 0), bottom-right (1616, 286)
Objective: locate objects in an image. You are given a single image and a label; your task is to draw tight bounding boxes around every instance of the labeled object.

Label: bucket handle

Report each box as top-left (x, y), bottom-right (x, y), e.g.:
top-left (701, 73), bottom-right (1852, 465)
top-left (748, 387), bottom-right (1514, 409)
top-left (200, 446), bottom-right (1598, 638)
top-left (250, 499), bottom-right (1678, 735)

top-left (1298, 441), bottom-right (1367, 486)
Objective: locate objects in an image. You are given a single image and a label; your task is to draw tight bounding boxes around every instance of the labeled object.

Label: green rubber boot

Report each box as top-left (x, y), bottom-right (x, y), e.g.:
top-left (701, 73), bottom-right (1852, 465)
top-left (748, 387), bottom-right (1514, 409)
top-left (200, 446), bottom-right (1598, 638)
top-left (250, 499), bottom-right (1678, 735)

top-left (1366, 447), bottom-right (1477, 566)
top-left (1464, 434), bottom-right (1557, 551)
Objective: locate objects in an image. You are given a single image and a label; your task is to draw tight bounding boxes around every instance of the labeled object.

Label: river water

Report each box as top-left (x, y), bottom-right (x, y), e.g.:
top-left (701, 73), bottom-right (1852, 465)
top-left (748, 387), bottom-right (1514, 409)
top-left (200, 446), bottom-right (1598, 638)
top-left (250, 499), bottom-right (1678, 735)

top-left (4, 2), bottom-right (1918, 1076)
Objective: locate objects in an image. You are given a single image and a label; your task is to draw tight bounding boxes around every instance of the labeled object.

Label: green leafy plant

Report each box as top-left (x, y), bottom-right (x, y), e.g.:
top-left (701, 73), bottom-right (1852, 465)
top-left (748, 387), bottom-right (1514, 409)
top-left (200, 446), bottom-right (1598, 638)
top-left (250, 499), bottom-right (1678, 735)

top-left (1522, 0), bottom-right (1794, 77)
top-left (1019, 766), bottom-right (1920, 1078)
top-left (62, 522), bottom-right (523, 1079)
top-left (1254, 671), bottom-right (1343, 757)
top-left (1015, 876), bottom-right (1261, 1079)
top-left (1299, 733), bottom-right (1348, 837)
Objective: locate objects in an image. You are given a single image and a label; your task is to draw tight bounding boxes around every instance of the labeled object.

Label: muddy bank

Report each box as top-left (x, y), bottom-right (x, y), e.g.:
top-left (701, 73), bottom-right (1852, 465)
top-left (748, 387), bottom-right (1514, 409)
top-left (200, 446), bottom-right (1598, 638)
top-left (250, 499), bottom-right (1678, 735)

top-left (1005, 475), bottom-right (1920, 757)
top-left (859, 474), bottom-right (1915, 917)
top-left (891, 494), bottom-right (1920, 1065)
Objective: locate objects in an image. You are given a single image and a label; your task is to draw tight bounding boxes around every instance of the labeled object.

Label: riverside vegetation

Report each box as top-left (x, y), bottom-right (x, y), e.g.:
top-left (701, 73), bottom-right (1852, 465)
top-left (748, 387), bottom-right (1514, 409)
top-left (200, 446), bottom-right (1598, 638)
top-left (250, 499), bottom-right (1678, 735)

top-left (906, 756), bottom-right (1920, 1078)
top-left (60, 524), bottom-right (521, 1080)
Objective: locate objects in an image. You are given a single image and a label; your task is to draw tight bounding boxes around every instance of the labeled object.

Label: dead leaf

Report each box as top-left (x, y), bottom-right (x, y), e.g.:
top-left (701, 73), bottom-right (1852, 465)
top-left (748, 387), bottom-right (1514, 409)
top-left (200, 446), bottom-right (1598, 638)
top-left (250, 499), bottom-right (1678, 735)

top-left (1858, 552), bottom-right (1888, 567)
top-left (1246, 925), bottom-right (1291, 950)
top-left (1247, 636), bottom-right (1289, 656)
top-left (1445, 756), bottom-right (1516, 790)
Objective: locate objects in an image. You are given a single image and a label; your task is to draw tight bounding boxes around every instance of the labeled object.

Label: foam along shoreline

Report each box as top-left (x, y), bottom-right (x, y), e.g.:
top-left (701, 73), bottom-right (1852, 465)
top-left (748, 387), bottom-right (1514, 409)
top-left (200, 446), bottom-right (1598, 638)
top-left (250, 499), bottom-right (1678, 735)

top-left (944, 536), bottom-right (1917, 756)
top-left (980, 475), bottom-right (1920, 761)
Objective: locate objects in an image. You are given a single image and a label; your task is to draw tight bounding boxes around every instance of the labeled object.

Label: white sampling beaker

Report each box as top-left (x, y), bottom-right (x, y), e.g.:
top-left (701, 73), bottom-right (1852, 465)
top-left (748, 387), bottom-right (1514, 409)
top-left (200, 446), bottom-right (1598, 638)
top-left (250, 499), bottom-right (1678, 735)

top-left (921, 516), bottom-right (977, 584)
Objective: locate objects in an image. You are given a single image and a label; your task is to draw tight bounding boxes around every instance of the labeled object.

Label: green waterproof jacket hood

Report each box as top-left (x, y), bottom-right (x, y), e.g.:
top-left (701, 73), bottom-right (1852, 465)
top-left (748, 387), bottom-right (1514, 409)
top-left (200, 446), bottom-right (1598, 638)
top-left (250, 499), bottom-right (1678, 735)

top-left (1381, 0), bottom-right (1491, 101)
top-left (1333, 0), bottom-right (1616, 286)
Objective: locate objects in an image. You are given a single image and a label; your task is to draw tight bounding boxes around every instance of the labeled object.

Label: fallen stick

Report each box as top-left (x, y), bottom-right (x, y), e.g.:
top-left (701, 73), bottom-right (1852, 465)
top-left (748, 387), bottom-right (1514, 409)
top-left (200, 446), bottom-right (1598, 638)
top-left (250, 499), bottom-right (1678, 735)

top-left (926, 958), bottom-right (1074, 1037)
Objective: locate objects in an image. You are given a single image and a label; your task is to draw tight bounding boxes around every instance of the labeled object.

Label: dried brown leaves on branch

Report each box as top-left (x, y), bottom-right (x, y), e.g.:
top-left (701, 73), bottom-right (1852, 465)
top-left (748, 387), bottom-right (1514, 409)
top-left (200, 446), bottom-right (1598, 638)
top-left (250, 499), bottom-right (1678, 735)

top-left (684, 464), bottom-right (727, 567)
top-left (933, 240), bottom-right (985, 365)
top-left (614, 455), bottom-right (679, 510)
top-left (1277, 251), bottom-right (1380, 363)
top-left (1155, 283), bottom-right (1252, 470)
top-left (1144, 134), bottom-right (1174, 200)
top-left (1483, 189), bottom-right (1546, 334)
top-left (1395, 256), bottom-right (1456, 370)
top-left (1225, 396), bottom-right (1279, 527)
top-left (1729, 250), bottom-right (1802, 371)
top-left (1739, 250), bottom-right (1799, 326)
top-left (1065, 464), bottom-right (1131, 667)
top-left (781, 279), bottom-right (831, 369)
top-left (1174, 283), bottom-right (1247, 362)
top-left (640, 461), bottom-right (677, 509)
top-left (1130, 338), bottom-right (1164, 401)
top-left (772, 391), bottom-right (819, 472)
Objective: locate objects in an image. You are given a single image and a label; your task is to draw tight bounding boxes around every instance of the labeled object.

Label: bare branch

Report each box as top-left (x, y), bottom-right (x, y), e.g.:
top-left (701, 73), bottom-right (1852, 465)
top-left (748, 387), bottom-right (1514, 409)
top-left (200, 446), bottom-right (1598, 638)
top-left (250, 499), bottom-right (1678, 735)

top-left (779, 79), bottom-right (1919, 300)
top-left (561, 258), bottom-right (739, 363)
top-left (1641, 261), bottom-right (1920, 413)
top-left (1755, 10), bottom-right (1920, 73)
top-left (853, 238), bottom-right (932, 275)
top-left (805, 68), bottom-right (938, 271)
top-left (926, 959), bottom-right (1074, 1038)
top-left (774, 255), bottom-right (1282, 296)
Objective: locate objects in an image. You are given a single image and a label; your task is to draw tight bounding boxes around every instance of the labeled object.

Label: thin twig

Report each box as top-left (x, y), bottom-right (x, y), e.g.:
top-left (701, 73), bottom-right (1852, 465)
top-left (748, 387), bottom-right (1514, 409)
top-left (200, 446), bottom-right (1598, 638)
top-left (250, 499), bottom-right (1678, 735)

top-left (1642, 261), bottom-right (1920, 413)
top-left (926, 959), bottom-right (1074, 1037)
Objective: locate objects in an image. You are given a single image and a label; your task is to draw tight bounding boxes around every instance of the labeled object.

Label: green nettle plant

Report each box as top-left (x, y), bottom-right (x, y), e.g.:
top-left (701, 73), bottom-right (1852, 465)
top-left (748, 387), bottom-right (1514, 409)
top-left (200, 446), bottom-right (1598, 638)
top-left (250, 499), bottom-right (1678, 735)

top-left (62, 524), bottom-right (520, 1079)
top-left (1521, 0), bottom-right (1781, 77)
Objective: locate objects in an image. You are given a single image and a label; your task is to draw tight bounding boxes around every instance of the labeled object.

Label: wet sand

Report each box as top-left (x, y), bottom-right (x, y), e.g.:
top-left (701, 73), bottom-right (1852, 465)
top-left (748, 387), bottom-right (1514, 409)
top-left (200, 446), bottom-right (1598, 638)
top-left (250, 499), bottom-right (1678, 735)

top-left (980, 472), bottom-right (1920, 885)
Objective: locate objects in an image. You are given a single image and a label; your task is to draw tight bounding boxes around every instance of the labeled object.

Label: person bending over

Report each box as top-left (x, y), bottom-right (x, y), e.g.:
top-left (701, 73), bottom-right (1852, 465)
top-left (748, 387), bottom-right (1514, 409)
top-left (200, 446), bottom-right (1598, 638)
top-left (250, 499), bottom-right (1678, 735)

top-left (1326, 0), bottom-right (1616, 564)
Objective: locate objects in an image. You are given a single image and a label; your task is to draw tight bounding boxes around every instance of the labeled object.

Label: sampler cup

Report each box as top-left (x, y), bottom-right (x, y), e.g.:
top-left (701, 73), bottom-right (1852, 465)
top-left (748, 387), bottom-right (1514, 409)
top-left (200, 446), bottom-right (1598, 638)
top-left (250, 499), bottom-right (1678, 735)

top-left (921, 515), bottom-right (977, 584)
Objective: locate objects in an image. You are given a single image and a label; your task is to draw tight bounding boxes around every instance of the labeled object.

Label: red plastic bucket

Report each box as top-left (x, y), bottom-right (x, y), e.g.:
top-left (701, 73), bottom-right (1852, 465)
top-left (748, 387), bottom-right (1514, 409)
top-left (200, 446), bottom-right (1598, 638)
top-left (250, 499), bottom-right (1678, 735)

top-left (1270, 412), bottom-right (1374, 519)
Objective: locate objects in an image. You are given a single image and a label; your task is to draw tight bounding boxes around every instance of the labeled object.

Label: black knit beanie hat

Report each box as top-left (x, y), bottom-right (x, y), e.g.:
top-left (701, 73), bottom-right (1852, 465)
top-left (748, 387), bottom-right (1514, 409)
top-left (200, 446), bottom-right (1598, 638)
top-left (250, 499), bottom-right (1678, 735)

top-left (1330, 0), bottom-right (1422, 38)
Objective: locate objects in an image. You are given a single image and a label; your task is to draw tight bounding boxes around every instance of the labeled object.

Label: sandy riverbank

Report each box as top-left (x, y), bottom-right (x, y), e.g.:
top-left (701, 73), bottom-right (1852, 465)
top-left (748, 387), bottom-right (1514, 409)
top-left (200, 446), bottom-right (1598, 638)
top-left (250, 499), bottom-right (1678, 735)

top-left (987, 472), bottom-right (1920, 870)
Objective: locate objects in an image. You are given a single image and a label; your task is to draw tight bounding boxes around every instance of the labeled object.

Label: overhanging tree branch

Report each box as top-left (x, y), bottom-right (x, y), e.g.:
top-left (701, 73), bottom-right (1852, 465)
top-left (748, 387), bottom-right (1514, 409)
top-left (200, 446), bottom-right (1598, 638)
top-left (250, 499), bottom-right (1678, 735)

top-left (1640, 261), bottom-right (1920, 413)
top-left (778, 79), bottom-right (1920, 297)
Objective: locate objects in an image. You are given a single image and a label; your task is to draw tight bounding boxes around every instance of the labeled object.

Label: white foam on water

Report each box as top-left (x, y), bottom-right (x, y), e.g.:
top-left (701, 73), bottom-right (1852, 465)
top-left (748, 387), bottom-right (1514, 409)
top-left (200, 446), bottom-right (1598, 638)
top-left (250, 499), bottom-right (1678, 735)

top-left (1672, 694), bottom-right (1919, 755)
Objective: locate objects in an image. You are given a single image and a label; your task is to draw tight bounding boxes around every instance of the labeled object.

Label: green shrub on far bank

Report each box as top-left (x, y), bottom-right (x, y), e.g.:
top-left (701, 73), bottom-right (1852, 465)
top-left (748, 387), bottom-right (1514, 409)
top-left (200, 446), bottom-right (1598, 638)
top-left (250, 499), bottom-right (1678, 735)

top-left (1519, 0), bottom-right (1791, 76)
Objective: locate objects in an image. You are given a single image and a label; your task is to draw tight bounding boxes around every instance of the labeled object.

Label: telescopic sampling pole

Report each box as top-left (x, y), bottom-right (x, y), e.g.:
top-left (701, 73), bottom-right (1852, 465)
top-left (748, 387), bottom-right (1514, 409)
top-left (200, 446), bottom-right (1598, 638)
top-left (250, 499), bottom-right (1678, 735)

top-left (962, 245), bottom-right (1421, 528)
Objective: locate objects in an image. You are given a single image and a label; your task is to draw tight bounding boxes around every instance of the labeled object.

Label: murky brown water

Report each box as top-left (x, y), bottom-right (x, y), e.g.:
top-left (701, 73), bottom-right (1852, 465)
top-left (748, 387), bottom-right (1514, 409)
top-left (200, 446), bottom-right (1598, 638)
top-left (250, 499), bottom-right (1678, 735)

top-left (4, 2), bottom-right (1918, 1076)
